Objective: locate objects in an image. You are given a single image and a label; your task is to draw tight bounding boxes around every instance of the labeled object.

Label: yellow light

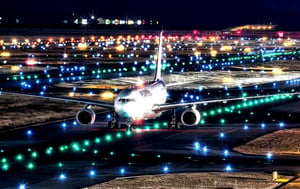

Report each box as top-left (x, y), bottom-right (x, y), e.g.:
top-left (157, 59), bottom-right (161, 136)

top-left (220, 45), bottom-right (232, 51)
top-left (69, 92), bottom-right (75, 97)
top-left (244, 47), bottom-right (252, 53)
top-left (262, 37), bottom-right (268, 41)
top-left (12, 39), bottom-right (18, 44)
top-left (194, 51), bottom-right (201, 56)
top-left (1, 52), bottom-right (10, 57)
top-left (11, 66), bottom-right (20, 71)
top-left (210, 50), bottom-right (217, 57)
top-left (116, 45), bottom-right (125, 52)
top-left (99, 91), bottom-right (115, 100)
top-left (197, 42), bottom-right (203, 46)
top-left (272, 68), bottom-right (283, 75)
top-left (222, 77), bottom-right (233, 83)
top-left (59, 38), bottom-right (64, 42)
top-left (283, 40), bottom-right (293, 46)
top-left (78, 43), bottom-right (87, 50)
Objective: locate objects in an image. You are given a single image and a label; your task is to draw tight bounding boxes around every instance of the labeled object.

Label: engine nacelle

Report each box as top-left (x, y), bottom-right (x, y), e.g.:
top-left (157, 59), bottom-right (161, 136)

top-left (76, 107), bottom-right (96, 126)
top-left (181, 108), bottom-right (201, 126)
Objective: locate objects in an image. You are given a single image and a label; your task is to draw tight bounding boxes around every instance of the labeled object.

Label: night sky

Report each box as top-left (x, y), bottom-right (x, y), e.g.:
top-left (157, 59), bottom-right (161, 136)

top-left (1, 0), bottom-right (300, 30)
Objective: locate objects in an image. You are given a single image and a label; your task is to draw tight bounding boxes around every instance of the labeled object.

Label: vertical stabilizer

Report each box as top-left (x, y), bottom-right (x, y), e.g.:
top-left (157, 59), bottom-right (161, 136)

top-left (154, 31), bottom-right (163, 81)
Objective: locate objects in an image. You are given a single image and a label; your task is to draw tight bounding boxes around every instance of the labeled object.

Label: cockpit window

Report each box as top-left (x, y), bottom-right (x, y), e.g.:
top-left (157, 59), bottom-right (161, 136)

top-left (118, 98), bottom-right (136, 103)
top-left (139, 90), bottom-right (152, 97)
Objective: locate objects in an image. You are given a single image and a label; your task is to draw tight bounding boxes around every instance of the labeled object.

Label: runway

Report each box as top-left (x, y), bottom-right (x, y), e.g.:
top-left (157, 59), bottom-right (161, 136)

top-left (1, 104), bottom-right (300, 188)
top-left (1, 31), bottom-right (300, 188)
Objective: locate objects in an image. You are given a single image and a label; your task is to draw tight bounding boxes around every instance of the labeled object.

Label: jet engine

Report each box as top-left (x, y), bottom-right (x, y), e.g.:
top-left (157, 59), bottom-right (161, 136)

top-left (76, 107), bottom-right (96, 126)
top-left (180, 108), bottom-right (201, 126)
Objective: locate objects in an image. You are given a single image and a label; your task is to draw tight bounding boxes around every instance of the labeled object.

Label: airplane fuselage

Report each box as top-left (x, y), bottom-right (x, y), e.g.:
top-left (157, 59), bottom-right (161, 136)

top-left (114, 79), bottom-right (167, 120)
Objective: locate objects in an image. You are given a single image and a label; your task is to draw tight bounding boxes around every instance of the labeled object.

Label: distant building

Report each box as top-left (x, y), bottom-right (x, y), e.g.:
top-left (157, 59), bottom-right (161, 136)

top-left (71, 15), bottom-right (157, 27)
top-left (229, 24), bottom-right (276, 32)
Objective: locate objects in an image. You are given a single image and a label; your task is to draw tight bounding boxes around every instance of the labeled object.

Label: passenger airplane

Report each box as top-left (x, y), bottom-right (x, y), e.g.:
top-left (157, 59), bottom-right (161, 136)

top-left (0, 32), bottom-right (298, 131)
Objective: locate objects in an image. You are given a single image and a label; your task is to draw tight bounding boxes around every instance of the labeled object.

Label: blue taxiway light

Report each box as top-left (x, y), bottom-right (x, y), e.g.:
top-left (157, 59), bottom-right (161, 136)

top-left (26, 130), bottom-right (32, 136)
top-left (59, 173), bottom-right (67, 181)
top-left (120, 168), bottom-right (125, 175)
top-left (225, 165), bottom-right (232, 172)
top-left (219, 132), bottom-right (225, 138)
top-left (266, 152), bottom-right (273, 159)
top-left (18, 184), bottom-right (26, 189)
top-left (89, 170), bottom-right (96, 177)
top-left (193, 142), bottom-right (200, 151)
top-left (223, 150), bottom-right (229, 157)
top-left (162, 166), bottom-right (169, 173)
top-left (279, 122), bottom-right (285, 128)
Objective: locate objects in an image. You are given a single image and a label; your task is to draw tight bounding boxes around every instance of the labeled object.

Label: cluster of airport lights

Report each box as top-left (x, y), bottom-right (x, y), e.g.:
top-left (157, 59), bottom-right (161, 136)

top-left (1, 35), bottom-right (300, 187)
top-left (1, 35), bottom-right (299, 77)
top-left (0, 92), bottom-right (296, 178)
top-left (1, 51), bottom-right (299, 97)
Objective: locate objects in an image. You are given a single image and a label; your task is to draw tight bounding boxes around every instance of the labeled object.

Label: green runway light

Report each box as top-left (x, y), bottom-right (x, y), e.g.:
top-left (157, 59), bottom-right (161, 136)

top-left (157, 154), bottom-right (161, 158)
top-left (31, 151), bottom-right (38, 159)
top-left (1, 158), bottom-right (7, 163)
top-left (83, 140), bottom-right (90, 146)
top-left (105, 135), bottom-right (112, 142)
top-left (131, 153), bottom-right (135, 157)
top-left (126, 131), bottom-right (132, 136)
top-left (200, 120), bottom-right (205, 124)
top-left (163, 122), bottom-right (168, 127)
top-left (94, 137), bottom-right (101, 144)
top-left (15, 154), bottom-right (23, 161)
top-left (45, 147), bottom-right (53, 155)
top-left (27, 162), bottom-right (35, 170)
top-left (58, 162), bottom-right (63, 168)
top-left (93, 149), bottom-right (98, 154)
top-left (2, 163), bottom-right (9, 171)
top-left (116, 133), bottom-right (122, 138)
top-left (110, 151), bottom-right (114, 156)
top-left (71, 142), bottom-right (80, 152)
top-left (220, 119), bottom-right (226, 124)
top-left (59, 145), bottom-right (65, 152)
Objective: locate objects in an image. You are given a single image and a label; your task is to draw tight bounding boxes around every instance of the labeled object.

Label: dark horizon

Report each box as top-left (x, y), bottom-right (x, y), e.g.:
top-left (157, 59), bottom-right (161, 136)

top-left (1, 0), bottom-right (300, 31)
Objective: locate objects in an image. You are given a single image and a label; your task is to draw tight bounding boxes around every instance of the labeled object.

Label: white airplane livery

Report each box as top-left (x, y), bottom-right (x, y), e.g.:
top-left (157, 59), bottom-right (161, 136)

top-left (1, 31), bottom-right (299, 130)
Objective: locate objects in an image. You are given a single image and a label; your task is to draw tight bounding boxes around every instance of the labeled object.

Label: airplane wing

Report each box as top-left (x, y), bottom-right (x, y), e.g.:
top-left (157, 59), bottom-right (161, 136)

top-left (152, 92), bottom-right (300, 113)
top-left (0, 91), bottom-right (114, 109)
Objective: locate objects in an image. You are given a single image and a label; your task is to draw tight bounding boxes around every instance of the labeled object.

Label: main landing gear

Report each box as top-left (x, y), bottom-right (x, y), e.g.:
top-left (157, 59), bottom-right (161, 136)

top-left (168, 109), bottom-right (181, 129)
top-left (107, 111), bottom-right (133, 131)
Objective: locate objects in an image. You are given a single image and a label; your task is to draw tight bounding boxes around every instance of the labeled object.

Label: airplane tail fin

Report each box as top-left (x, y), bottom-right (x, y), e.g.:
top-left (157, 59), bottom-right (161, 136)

top-left (154, 31), bottom-right (163, 81)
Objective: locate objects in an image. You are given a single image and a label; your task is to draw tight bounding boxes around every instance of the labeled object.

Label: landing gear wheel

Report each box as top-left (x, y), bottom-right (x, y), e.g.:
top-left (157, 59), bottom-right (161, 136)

top-left (108, 120), bottom-right (119, 129)
top-left (126, 126), bottom-right (132, 132)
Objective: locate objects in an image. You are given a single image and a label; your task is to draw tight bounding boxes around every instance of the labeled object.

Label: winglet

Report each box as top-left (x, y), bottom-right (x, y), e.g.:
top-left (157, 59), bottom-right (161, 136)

top-left (154, 31), bottom-right (163, 81)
